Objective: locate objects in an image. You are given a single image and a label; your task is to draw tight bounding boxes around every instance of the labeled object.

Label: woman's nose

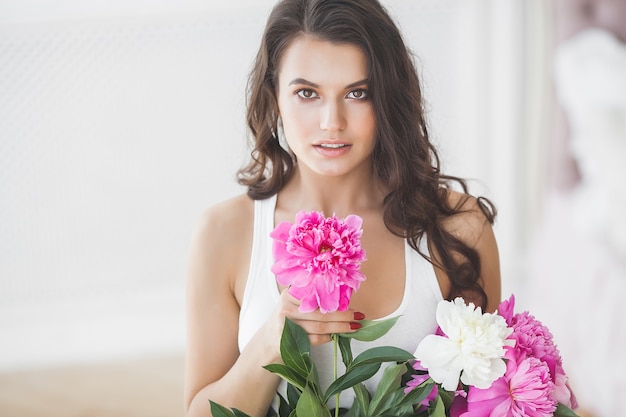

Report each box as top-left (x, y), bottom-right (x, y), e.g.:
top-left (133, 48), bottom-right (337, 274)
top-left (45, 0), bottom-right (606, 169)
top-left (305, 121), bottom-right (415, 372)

top-left (320, 100), bottom-right (345, 132)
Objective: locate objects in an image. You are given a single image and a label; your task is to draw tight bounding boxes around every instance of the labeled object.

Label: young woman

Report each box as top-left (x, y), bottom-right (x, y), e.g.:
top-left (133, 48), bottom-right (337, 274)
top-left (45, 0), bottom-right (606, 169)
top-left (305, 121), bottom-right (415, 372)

top-left (184, 1), bottom-right (501, 416)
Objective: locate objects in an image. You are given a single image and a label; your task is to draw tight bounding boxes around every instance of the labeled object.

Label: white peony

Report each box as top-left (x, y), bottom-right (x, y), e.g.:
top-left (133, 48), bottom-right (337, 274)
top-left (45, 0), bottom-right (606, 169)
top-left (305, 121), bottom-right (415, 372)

top-left (414, 298), bottom-right (514, 391)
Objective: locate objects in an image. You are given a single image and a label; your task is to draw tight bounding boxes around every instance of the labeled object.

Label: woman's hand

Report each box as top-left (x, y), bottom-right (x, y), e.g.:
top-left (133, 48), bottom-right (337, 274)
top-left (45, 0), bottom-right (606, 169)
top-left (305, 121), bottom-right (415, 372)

top-left (269, 288), bottom-right (364, 350)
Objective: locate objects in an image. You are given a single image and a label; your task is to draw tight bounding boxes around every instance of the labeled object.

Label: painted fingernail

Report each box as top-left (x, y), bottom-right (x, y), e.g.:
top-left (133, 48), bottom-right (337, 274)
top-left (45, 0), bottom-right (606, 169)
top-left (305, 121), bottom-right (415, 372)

top-left (353, 312), bottom-right (366, 320)
top-left (350, 322), bottom-right (362, 330)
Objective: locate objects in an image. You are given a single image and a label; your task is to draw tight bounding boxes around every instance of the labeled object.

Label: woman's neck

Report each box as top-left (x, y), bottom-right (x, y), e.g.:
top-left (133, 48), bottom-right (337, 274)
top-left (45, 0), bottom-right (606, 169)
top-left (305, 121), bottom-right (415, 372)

top-left (276, 165), bottom-right (386, 218)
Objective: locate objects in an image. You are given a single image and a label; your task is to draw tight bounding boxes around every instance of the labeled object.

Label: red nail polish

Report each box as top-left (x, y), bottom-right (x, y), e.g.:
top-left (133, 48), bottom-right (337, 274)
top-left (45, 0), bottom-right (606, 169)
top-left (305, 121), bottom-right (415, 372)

top-left (353, 312), bottom-right (366, 320)
top-left (350, 322), bottom-right (362, 330)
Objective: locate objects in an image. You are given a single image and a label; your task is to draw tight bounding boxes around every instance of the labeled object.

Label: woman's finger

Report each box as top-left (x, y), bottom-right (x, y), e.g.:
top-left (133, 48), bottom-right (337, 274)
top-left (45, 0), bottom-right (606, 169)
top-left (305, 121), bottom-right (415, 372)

top-left (291, 318), bottom-right (361, 335)
top-left (276, 287), bottom-right (365, 345)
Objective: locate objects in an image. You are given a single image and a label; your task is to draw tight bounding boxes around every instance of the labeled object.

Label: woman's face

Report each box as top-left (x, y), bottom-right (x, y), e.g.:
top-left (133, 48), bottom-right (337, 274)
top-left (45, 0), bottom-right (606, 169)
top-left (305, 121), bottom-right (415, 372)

top-left (276, 35), bottom-right (376, 178)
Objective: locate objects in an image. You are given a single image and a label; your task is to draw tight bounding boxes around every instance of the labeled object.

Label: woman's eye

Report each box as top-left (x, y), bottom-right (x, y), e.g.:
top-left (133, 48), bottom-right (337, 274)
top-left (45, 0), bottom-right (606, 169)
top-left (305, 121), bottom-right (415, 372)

top-left (296, 89), bottom-right (317, 99)
top-left (347, 89), bottom-right (368, 100)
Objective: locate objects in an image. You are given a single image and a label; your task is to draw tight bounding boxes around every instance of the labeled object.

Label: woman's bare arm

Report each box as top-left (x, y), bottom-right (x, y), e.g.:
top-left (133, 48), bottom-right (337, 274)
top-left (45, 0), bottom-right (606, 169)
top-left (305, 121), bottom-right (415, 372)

top-left (435, 191), bottom-right (502, 313)
top-left (184, 197), bottom-right (281, 417)
top-left (184, 196), bottom-right (361, 417)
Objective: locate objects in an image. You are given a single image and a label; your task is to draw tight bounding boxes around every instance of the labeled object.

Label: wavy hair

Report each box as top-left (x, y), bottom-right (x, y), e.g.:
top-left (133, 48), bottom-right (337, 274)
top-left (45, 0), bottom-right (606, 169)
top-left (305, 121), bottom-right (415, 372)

top-left (237, 0), bottom-right (495, 309)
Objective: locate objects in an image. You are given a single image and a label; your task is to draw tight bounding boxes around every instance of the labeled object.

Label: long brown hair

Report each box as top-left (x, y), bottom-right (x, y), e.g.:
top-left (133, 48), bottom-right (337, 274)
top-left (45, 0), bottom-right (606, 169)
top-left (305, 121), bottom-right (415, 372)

top-left (237, 0), bottom-right (495, 309)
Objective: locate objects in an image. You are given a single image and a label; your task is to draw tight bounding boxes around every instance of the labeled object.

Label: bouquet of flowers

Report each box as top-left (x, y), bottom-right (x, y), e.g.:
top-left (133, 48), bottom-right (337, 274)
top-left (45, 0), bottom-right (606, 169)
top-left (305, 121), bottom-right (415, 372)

top-left (406, 295), bottom-right (579, 417)
top-left (210, 211), bottom-right (580, 417)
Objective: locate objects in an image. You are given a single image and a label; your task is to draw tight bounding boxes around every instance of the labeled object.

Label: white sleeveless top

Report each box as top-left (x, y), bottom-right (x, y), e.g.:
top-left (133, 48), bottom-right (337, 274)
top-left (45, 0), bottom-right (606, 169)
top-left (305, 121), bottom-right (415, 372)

top-left (238, 195), bottom-right (443, 409)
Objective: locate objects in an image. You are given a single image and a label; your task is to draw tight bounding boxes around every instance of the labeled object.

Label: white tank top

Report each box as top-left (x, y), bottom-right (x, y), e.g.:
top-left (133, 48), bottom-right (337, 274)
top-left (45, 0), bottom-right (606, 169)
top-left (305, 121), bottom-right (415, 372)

top-left (238, 195), bottom-right (443, 409)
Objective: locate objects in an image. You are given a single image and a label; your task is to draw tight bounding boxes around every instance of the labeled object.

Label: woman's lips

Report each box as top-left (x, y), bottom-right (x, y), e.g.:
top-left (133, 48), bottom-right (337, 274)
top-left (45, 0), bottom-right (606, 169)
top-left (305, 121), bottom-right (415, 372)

top-left (313, 143), bottom-right (351, 157)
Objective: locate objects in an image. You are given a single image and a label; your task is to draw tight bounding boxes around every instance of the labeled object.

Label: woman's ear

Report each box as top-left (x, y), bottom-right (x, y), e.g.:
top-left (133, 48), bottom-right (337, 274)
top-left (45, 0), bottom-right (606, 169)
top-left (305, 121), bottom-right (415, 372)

top-left (276, 116), bottom-right (292, 154)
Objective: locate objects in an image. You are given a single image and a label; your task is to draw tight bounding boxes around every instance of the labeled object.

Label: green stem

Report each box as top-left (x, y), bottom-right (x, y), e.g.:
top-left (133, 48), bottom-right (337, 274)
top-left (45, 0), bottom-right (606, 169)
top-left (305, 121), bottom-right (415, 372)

top-left (333, 334), bottom-right (339, 417)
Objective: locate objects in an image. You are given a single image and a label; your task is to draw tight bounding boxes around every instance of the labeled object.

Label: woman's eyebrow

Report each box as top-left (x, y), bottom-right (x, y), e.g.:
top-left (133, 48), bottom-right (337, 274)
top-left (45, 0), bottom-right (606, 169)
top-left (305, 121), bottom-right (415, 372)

top-left (288, 78), bottom-right (369, 89)
top-left (345, 79), bottom-right (368, 89)
top-left (288, 78), bottom-right (319, 87)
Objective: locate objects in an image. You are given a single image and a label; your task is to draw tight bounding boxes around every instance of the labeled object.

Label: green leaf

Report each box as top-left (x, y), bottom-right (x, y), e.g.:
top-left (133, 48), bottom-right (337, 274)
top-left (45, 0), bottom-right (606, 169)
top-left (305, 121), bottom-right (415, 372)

top-left (349, 346), bottom-right (414, 371)
top-left (429, 395), bottom-right (446, 417)
top-left (555, 403), bottom-right (581, 417)
top-left (337, 335), bottom-right (353, 368)
top-left (438, 388), bottom-right (455, 410)
top-left (343, 399), bottom-right (363, 417)
top-left (209, 401), bottom-right (253, 417)
top-left (296, 384), bottom-right (331, 417)
top-left (372, 391), bottom-right (408, 416)
top-left (352, 382), bottom-right (371, 414)
top-left (286, 383), bottom-right (301, 409)
top-left (303, 354), bottom-right (323, 395)
top-left (263, 364), bottom-right (307, 391)
top-left (396, 380), bottom-right (435, 409)
top-left (209, 401), bottom-right (238, 417)
top-left (288, 318), bottom-right (311, 353)
top-left (368, 363), bottom-right (406, 415)
top-left (339, 317), bottom-right (400, 341)
top-left (276, 393), bottom-right (293, 417)
top-left (324, 363), bottom-right (381, 401)
top-left (280, 319), bottom-right (312, 378)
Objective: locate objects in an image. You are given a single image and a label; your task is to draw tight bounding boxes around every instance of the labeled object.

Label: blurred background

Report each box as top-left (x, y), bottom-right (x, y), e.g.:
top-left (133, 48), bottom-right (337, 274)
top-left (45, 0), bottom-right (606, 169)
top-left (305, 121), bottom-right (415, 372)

top-left (1, 0), bottom-right (624, 416)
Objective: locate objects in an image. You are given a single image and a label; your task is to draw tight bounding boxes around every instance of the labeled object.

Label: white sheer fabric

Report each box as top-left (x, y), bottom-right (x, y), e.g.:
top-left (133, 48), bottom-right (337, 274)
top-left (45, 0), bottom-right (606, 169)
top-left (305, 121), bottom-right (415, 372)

top-left (528, 29), bottom-right (626, 417)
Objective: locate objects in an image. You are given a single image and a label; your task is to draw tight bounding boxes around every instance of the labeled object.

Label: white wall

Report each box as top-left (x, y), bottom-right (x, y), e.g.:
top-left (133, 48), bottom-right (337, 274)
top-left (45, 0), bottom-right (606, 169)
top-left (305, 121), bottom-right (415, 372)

top-left (0, 0), bottom-right (543, 371)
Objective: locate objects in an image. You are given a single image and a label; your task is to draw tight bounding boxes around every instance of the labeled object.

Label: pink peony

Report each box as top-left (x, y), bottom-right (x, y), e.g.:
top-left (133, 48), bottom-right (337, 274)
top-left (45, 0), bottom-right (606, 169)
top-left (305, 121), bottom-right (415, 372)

top-left (461, 356), bottom-right (557, 417)
top-left (270, 211), bottom-right (366, 313)
top-left (498, 295), bottom-right (563, 381)
top-left (496, 294), bottom-right (516, 325)
top-left (552, 367), bottom-right (578, 410)
top-left (449, 394), bottom-right (469, 417)
top-left (498, 295), bottom-right (579, 412)
top-left (508, 311), bottom-right (562, 379)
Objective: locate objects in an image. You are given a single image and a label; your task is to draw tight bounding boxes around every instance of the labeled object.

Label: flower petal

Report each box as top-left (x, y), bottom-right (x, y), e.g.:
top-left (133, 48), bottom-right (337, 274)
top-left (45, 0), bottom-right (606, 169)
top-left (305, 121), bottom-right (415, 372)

top-left (270, 211), bottom-right (366, 313)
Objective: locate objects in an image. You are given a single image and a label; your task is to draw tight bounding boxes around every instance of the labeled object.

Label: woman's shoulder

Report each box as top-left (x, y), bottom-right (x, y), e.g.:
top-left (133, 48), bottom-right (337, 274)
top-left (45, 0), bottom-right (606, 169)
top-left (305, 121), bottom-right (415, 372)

top-left (197, 192), bottom-right (255, 231)
top-left (186, 194), bottom-right (257, 303)
top-left (201, 193), bottom-right (255, 225)
top-left (191, 193), bottom-right (255, 256)
top-left (441, 189), bottom-right (496, 247)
